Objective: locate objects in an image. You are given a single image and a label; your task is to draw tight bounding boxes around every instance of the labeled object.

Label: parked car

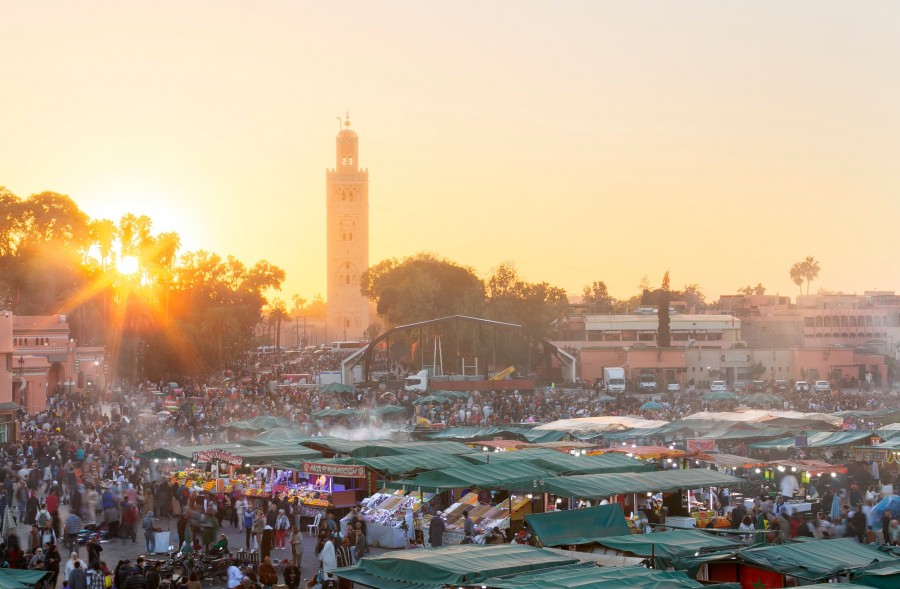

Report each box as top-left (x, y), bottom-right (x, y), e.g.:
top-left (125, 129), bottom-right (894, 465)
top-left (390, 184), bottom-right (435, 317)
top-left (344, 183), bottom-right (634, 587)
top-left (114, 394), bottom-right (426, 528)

top-left (814, 380), bottom-right (831, 392)
top-left (711, 380), bottom-right (727, 392)
top-left (666, 382), bottom-right (681, 392)
top-left (774, 380), bottom-right (789, 393)
top-left (794, 380), bottom-right (810, 393)
top-left (751, 380), bottom-right (767, 393)
top-left (734, 381), bottom-right (748, 393)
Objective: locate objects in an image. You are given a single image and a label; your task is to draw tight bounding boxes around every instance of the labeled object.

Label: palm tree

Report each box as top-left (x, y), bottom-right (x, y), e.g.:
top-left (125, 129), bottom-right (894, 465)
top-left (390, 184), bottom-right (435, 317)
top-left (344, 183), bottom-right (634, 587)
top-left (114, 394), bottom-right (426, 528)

top-left (89, 219), bottom-right (117, 270)
top-left (802, 256), bottom-right (820, 295)
top-left (789, 262), bottom-right (804, 295)
top-left (267, 300), bottom-right (291, 367)
top-left (202, 305), bottom-right (238, 371)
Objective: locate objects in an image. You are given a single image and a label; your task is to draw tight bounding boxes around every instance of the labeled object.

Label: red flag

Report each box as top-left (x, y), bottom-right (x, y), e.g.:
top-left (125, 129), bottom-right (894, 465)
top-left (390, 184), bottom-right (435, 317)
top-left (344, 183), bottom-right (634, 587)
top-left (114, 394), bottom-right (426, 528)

top-left (741, 565), bottom-right (783, 589)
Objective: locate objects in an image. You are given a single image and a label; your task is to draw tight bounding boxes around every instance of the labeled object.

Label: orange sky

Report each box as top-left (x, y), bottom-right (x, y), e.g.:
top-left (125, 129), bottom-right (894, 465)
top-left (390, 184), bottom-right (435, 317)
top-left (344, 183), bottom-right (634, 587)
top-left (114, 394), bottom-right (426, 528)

top-left (2, 1), bottom-right (899, 303)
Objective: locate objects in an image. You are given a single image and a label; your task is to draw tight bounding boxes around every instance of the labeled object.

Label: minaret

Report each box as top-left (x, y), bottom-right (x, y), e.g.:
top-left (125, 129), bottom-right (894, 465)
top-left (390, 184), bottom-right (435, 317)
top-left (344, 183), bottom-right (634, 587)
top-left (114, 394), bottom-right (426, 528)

top-left (326, 112), bottom-right (370, 341)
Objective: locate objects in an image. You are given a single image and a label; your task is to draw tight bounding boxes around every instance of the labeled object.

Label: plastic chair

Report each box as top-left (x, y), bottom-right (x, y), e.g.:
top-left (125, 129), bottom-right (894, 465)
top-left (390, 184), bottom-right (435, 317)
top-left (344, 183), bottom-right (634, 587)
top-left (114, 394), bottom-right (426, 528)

top-left (307, 513), bottom-right (322, 536)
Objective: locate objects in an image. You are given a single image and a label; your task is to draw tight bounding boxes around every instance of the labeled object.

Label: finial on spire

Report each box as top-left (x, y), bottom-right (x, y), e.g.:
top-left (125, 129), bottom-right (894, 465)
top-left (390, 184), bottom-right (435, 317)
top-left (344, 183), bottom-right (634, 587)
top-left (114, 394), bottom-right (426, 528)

top-left (345, 110), bottom-right (351, 128)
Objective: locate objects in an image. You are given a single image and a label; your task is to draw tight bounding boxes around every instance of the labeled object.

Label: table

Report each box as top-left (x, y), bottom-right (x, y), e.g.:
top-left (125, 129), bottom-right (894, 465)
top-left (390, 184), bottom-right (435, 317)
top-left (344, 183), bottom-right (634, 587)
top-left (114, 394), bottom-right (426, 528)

top-left (665, 516), bottom-right (696, 529)
top-left (366, 523), bottom-right (409, 548)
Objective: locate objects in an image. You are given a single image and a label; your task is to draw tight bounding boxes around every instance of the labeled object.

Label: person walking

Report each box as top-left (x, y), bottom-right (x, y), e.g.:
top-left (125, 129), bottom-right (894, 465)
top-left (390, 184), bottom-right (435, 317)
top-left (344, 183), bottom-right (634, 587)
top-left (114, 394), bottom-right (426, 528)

top-left (275, 509), bottom-right (289, 549)
top-left (289, 525), bottom-right (302, 566)
top-left (243, 508), bottom-right (254, 549)
top-left (142, 511), bottom-right (157, 555)
top-left (428, 512), bottom-right (445, 548)
top-left (353, 523), bottom-right (366, 563)
top-left (69, 561), bottom-right (89, 589)
top-left (252, 510), bottom-right (265, 551)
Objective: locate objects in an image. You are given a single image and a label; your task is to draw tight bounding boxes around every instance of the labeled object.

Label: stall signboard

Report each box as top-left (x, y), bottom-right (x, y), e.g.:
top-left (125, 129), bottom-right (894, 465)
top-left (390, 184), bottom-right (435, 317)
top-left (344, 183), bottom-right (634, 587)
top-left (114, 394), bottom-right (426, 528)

top-left (849, 446), bottom-right (900, 463)
top-left (192, 448), bottom-right (243, 466)
top-left (687, 439), bottom-right (716, 452)
top-left (302, 461), bottom-right (366, 479)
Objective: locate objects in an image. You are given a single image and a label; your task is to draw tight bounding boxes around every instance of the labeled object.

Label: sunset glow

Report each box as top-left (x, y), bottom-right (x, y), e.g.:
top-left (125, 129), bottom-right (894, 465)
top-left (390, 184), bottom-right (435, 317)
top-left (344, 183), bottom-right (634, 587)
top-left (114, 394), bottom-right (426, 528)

top-left (2, 2), bottom-right (899, 302)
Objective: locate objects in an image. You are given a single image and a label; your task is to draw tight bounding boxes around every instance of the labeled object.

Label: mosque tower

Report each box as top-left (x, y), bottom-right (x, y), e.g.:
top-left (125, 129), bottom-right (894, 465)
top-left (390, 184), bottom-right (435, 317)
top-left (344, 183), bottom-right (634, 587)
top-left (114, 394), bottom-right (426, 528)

top-left (326, 112), bottom-right (370, 341)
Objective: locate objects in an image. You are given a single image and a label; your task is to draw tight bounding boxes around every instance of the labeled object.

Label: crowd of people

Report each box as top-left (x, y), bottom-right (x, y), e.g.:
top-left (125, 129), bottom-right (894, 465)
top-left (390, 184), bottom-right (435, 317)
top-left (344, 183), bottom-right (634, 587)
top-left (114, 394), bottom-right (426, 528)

top-left (0, 367), bottom-right (897, 589)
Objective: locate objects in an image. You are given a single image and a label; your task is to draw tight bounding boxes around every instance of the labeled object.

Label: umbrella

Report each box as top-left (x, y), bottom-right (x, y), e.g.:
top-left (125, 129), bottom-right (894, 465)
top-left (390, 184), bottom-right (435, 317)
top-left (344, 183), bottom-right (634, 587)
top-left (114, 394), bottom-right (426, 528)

top-left (639, 401), bottom-right (663, 411)
top-left (595, 395), bottom-right (616, 403)
top-left (742, 393), bottom-right (782, 407)
top-left (369, 405), bottom-right (406, 416)
top-left (413, 396), bottom-right (446, 405)
top-left (701, 391), bottom-right (738, 401)
top-left (2, 507), bottom-right (15, 537)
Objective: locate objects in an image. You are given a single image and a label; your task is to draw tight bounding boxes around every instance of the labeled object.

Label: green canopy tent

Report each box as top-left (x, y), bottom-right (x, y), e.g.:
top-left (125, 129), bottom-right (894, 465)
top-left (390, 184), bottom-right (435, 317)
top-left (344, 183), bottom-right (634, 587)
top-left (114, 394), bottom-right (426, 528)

top-left (393, 461), bottom-right (559, 492)
top-left (0, 569), bottom-right (53, 589)
top-left (226, 416), bottom-right (295, 431)
top-left (735, 538), bottom-right (899, 582)
top-left (242, 427), bottom-right (310, 446)
top-left (461, 449), bottom-right (655, 476)
top-left (741, 393), bottom-right (782, 407)
top-left (525, 503), bottom-right (631, 546)
top-left (702, 391), bottom-right (739, 402)
top-left (531, 468), bottom-right (745, 499)
top-left (318, 382), bottom-right (355, 394)
top-left (639, 401), bottom-right (663, 411)
top-left (312, 408), bottom-right (364, 418)
top-left (341, 452), bottom-right (476, 478)
top-left (460, 562), bottom-right (705, 589)
top-left (593, 529), bottom-right (740, 569)
top-left (348, 441), bottom-right (474, 458)
top-left (428, 426), bottom-right (568, 444)
top-left (369, 405), bottom-right (407, 417)
top-left (851, 562), bottom-right (900, 589)
top-left (748, 430), bottom-right (878, 450)
top-left (331, 544), bottom-right (579, 589)
top-left (413, 395), bottom-right (447, 405)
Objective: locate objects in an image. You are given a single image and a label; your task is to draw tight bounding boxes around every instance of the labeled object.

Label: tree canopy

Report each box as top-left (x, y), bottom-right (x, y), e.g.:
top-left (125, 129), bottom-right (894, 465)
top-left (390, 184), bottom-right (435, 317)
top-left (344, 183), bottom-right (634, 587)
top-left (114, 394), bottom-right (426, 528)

top-left (0, 186), bottom-right (285, 381)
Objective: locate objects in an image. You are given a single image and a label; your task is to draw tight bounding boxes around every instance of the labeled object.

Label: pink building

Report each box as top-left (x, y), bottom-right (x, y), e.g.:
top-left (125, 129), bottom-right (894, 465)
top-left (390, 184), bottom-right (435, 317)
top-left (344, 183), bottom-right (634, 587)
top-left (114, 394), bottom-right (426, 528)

top-left (579, 347), bottom-right (688, 389)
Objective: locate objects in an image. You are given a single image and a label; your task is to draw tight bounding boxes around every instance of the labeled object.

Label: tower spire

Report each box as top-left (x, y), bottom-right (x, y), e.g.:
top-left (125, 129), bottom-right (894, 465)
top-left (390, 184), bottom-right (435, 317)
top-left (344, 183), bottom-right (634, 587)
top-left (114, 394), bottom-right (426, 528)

top-left (345, 109), bottom-right (351, 127)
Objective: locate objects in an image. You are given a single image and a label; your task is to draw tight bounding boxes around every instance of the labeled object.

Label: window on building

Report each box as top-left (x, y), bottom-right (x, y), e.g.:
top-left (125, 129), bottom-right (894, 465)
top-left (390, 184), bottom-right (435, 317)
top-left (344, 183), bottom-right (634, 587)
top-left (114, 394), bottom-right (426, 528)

top-left (342, 157), bottom-right (347, 165)
top-left (348, 158), bottom-right (353, 165)
top-left (345, 275), bottom-right (350, 285)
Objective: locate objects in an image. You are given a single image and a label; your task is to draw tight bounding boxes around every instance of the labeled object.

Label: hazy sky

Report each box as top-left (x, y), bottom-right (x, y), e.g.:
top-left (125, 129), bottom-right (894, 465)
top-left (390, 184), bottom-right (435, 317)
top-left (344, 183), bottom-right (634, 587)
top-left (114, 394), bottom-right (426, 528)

top-left (2, 1), bottom-right (898, 303)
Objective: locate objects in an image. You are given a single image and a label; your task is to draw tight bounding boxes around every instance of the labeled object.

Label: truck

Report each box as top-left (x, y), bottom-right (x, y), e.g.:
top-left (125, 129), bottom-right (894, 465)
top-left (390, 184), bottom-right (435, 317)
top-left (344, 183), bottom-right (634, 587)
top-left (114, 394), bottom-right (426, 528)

top-left (602, 367), bottom-right (626, 393)
top-left (403, 369), bottom-right (536, 393)
top-left (638, 373), bottom-right (658, 392)
top-left (317, 371), bottom-right (344, 386)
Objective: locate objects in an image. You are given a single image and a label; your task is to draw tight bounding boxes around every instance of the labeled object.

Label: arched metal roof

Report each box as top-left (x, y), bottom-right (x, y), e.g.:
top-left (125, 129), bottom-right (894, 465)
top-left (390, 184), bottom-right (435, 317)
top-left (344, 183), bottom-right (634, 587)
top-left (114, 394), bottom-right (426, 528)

top-left (340, 315), bottom-right (576, 385)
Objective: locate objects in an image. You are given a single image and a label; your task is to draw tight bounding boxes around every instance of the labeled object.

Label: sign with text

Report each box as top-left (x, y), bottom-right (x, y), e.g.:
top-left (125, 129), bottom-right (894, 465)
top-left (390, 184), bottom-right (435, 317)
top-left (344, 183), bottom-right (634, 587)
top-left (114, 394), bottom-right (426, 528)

top-left (191, 448), bottom-right (243, 466)
top-left (302, 461), bottom-right (366, 479)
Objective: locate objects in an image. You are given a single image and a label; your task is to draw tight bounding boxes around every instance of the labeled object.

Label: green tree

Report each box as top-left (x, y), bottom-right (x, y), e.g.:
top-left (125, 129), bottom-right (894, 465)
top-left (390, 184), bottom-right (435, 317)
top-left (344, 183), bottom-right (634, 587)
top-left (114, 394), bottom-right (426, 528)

top-left (485, 262), bottom-right (568, 336)
top-left (361, 253), bottom-right (484, 325)
top-left (267, 299), bottom-right (291, 365)
top-left (582, 281), bottom-right (614, 312)
top-left (680, 283), bottom-right (707, 311)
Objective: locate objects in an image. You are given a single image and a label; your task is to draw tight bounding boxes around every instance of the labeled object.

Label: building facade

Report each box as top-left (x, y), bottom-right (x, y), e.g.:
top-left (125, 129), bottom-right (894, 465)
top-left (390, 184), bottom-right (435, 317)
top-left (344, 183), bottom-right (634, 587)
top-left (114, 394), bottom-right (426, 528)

top-left (325, 113), bottom-right (370, 342)
top-left (718, 291), bottom-right (900, 353)
top-left (555, 312), bottom-right (742, 350)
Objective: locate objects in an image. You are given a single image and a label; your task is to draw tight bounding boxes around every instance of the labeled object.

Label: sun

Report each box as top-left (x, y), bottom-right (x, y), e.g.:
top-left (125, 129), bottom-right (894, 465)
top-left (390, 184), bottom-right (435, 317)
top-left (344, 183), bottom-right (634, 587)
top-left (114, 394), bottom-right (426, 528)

top-left (116, 255), bottom-right (139, 275)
